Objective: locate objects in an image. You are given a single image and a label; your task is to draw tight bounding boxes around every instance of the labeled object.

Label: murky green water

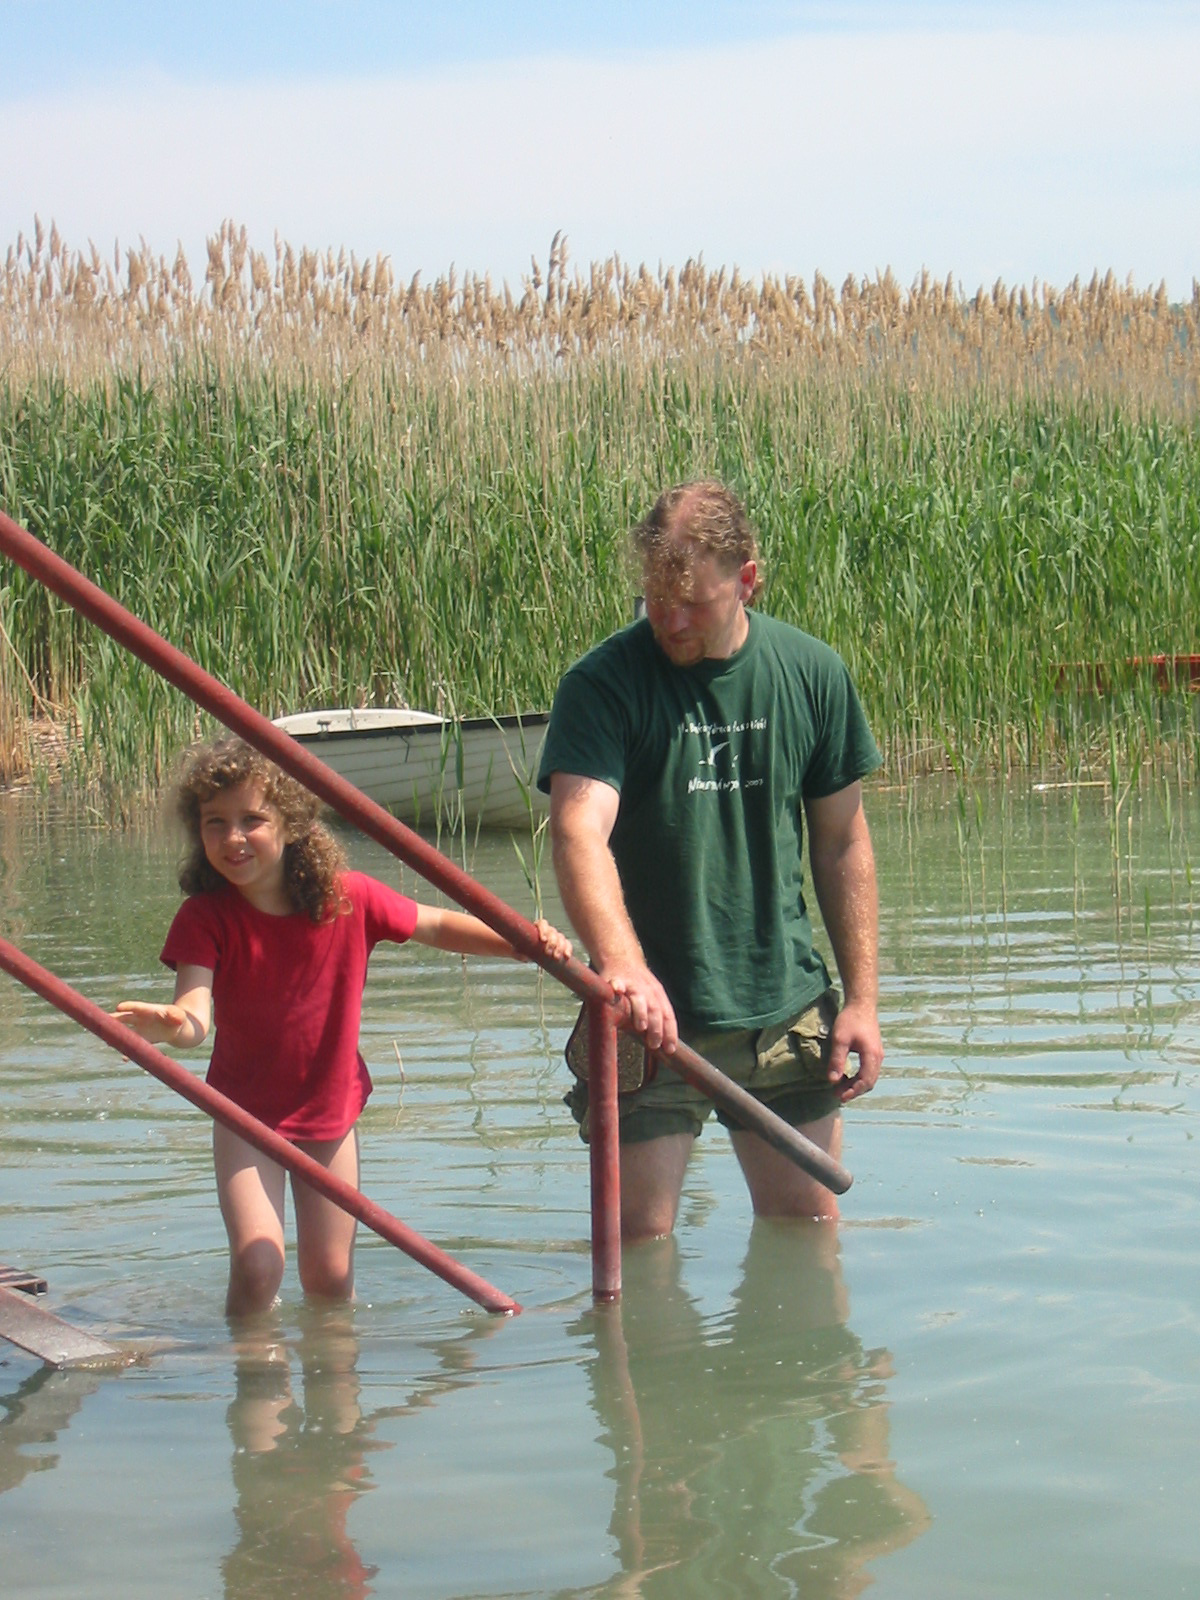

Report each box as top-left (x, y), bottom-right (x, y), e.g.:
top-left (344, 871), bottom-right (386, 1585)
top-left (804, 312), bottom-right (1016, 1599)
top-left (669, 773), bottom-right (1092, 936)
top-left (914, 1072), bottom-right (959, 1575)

top-left (1, 778), bottom-right (1198, 1598)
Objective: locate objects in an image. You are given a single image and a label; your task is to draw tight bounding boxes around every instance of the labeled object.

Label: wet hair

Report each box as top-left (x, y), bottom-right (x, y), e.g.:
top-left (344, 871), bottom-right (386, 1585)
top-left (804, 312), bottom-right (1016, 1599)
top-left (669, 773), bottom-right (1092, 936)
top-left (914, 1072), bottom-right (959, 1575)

top-left (632, 480), bottom-right (764, 602)
top-left (174, 737), bottom-right (347, 922)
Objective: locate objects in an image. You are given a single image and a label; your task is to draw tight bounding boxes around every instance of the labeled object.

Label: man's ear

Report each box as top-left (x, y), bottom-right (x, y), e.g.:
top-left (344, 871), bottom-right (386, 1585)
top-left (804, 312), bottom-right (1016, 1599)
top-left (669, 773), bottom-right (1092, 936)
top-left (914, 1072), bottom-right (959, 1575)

top-left (738, 560), bottom-right (758, 601)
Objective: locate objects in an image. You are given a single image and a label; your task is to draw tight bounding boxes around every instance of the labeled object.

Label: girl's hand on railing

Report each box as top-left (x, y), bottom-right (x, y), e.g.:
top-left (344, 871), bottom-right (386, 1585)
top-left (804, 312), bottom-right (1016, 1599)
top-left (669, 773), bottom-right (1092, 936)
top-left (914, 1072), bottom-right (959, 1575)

top-left (533, 918), bottom-right (573, 964)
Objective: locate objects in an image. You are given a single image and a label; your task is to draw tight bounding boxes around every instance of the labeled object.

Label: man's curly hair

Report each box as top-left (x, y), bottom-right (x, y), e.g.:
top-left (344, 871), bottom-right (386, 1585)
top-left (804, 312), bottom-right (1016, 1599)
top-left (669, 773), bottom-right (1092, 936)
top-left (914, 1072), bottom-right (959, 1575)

top-left (632, 481), bottom-right (764, 602)
top-left (174, 737), bottom-right (347, 923)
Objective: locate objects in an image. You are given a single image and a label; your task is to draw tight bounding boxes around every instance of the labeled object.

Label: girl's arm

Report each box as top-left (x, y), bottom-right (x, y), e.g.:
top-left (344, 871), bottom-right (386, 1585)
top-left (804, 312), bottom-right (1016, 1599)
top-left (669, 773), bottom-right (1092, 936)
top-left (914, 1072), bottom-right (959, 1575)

top-left (110, 963), bottom-right (214, 1049)
top-left (411, 905), bottom-right (572, 964)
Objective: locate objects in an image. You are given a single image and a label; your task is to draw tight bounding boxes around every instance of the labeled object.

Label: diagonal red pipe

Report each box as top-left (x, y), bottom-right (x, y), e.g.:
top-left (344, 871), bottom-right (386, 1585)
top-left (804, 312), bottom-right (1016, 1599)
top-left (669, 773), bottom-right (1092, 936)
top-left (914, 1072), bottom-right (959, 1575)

top-left (0, 932), bottom-right (520, 1315)
top-left (0, 508), bottom-right (850, 1294)
top-left (0, 510), bottom-right (550, 963)
top-left (0, 511), bottom-right (850, 1181)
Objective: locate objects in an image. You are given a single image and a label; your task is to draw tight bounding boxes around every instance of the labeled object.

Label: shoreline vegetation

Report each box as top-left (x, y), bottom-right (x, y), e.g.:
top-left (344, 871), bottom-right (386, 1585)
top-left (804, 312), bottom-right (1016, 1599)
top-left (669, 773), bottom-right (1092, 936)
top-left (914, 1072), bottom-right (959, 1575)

top-left (1, 219), bottom-right (1198, 801)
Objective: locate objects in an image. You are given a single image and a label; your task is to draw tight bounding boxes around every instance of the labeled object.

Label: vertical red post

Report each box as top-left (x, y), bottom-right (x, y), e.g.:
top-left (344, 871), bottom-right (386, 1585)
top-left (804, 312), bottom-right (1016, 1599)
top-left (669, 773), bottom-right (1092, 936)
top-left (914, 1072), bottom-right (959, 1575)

top-left (587, 999), bottom-right (622, 1300)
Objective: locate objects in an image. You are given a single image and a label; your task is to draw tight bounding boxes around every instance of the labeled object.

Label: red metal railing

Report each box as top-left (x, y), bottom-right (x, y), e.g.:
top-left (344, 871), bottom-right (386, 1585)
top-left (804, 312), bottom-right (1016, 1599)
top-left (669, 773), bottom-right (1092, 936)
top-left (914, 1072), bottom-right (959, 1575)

top-left (1053, 655), bottom-right (1200, 695)
top-left (0, 933), bottom-right (519, 1315)
top-left (0, 508), bottom-right (851, 1306)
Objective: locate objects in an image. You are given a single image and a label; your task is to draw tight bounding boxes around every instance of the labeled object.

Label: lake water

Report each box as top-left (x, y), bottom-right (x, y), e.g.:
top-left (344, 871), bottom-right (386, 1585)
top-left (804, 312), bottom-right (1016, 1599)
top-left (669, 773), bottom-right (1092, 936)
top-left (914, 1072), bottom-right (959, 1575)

top-left (1, 776), bottom-right (1198, 1599)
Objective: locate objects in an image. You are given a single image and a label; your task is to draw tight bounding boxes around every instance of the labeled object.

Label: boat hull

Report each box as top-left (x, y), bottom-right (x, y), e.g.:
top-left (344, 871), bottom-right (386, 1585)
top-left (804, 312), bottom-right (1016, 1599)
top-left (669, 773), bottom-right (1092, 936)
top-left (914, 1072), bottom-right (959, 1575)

top-left (271, 708), bottom-right (549, 830)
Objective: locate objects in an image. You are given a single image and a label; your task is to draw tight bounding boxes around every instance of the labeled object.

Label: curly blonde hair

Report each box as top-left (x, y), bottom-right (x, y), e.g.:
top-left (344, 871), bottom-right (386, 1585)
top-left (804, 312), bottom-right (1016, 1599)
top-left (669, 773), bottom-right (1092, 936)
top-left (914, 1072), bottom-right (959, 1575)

top-left (174, 737), bottom-right (347, 922)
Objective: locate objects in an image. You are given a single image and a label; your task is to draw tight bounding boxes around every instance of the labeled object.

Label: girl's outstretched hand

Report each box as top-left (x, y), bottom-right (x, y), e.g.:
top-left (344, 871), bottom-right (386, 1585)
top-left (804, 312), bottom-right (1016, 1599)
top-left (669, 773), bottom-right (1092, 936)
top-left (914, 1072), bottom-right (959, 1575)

top-left (533, 918), bottom-right (573, 964)
top-left (108, 1001), bottom-right (199, 1048)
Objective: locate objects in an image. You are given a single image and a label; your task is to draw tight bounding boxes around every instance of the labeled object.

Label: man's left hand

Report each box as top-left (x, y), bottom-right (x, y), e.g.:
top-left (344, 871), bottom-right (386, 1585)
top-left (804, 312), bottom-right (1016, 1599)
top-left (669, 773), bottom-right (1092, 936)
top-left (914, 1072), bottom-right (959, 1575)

top-left (826, 999), bottom-right (883, 1103)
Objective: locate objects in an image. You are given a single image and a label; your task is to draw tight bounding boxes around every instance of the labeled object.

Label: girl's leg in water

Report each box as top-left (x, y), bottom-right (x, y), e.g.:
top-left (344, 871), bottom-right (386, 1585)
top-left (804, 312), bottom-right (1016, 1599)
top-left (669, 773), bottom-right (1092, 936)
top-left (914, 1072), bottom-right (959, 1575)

top-left (291, 1128), bottom-right (359, 1302)
top-left (213, 1123), bottom-right (288, 1317)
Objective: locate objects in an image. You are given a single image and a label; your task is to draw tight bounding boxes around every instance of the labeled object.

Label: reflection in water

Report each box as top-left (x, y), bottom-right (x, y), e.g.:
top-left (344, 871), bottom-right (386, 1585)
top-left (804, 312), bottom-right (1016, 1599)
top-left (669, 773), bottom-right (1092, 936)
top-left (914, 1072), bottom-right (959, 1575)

top-left (4, 787), bottom-right (1197, 1597)
top-left (220, 1305), bottom-right (503, 1600)
top-left (223, 1309), bottom-right (386, 1600)
top-left (572, 1225), bottom-right (929, 1599)
top-left (0, 1364), bottom-right (101, 1495)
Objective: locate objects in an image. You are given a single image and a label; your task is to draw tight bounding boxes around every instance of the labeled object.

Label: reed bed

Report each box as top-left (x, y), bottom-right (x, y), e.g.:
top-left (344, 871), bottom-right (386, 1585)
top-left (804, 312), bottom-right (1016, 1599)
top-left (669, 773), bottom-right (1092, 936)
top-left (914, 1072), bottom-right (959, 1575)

top-left (1, 220), bottom-right (1198, 797)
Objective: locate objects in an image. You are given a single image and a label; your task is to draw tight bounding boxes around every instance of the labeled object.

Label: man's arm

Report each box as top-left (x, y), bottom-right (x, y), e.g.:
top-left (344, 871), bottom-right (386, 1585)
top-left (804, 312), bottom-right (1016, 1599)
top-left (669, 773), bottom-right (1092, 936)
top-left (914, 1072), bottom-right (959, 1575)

top-left (803, 781), bottom-right (883, 1101)
top-left (549, 771), bottom-right (678, 1052)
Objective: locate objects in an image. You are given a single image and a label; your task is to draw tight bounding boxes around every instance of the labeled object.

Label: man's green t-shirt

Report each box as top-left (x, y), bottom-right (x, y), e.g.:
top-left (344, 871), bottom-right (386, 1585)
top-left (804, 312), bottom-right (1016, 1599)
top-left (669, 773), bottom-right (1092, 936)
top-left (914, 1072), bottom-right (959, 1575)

top-left (537, 611), bottom-right (882, 1032)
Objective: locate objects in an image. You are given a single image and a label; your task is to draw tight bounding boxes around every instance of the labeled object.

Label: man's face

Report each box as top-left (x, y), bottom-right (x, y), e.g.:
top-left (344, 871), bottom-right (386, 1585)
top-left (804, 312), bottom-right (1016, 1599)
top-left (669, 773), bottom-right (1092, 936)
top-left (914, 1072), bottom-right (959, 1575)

top-left (642, 538), bottom-right (758, 667)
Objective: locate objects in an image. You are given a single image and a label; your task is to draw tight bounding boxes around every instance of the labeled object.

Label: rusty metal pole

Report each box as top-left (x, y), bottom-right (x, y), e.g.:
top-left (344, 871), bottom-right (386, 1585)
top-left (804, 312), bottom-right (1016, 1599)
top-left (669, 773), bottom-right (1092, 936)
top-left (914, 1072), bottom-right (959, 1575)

top-left (0, 509), bottom-right (855, 1309)
top-left (0, 509), bottom-right (853, 1198)
top-left (0, 933), bottom-right (521, 1315)
top-left (587, 999), bottom-right (622, 1300)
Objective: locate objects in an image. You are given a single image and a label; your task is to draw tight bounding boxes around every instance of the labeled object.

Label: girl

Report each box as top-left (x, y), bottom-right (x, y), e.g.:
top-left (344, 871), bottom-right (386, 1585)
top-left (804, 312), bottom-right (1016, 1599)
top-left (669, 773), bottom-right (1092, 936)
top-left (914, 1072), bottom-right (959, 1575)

top-left (112, 736), bottom-right (571, 1318)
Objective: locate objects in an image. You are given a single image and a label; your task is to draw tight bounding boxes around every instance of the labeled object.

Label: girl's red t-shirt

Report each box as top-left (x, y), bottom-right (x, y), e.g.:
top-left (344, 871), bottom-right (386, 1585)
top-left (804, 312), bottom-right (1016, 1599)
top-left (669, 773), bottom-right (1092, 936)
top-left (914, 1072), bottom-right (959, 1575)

top-left (161, 870), bottom-right (419, 1139)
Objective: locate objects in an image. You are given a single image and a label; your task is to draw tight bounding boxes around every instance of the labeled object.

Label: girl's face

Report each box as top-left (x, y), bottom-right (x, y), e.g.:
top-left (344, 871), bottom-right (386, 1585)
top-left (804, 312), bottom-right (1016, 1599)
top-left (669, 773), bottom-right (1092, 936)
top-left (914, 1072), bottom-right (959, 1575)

top-left (198, 779), bottom-right (289, 910)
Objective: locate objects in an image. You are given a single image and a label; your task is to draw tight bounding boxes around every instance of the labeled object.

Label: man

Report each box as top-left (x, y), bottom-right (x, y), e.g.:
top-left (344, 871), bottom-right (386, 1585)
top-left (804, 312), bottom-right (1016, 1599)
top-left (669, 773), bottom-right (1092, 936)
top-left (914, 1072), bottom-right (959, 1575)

top-left (538, 481), bottom-right (883, 1240)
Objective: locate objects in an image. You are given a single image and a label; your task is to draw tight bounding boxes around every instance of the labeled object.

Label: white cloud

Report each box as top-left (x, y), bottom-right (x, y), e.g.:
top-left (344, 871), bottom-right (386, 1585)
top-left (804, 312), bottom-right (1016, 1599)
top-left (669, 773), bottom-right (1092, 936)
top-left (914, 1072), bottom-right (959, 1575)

top-left (3, 26), bottom-right (1198, 294)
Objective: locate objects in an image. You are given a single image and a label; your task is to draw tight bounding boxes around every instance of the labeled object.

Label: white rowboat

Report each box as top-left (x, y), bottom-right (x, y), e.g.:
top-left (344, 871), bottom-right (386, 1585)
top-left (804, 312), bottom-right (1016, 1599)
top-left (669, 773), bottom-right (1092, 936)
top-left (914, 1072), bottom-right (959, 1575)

top-left (271, 707), bottom-right (549, 830)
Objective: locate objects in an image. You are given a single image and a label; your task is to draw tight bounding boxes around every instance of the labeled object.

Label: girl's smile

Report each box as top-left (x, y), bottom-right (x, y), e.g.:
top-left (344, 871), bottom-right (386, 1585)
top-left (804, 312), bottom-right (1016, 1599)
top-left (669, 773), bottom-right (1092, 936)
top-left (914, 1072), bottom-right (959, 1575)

top-left (199, 780), bottom-right (290, 911)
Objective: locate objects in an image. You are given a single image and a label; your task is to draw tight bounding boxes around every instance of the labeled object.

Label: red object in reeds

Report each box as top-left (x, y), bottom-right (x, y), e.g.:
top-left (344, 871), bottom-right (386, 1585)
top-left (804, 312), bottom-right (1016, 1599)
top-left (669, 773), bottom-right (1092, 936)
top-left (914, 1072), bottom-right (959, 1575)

top-left (1146, 654), bottom-right (1200, 690)
top-left (1053, 654), bottom-right (1200, 694)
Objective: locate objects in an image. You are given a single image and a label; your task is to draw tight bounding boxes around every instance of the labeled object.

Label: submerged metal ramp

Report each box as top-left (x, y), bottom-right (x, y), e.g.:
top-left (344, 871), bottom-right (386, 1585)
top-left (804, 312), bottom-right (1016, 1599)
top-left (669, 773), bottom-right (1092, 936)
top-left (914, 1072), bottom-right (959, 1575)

top-left (0, 1267), bottom-right (124, 1369)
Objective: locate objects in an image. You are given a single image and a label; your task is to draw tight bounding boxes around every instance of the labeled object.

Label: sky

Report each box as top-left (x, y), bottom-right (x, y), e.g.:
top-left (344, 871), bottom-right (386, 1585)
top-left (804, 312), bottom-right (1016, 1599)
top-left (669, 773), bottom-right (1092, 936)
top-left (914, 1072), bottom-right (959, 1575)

top-left (3, 0), bottom-right (1199, 299)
